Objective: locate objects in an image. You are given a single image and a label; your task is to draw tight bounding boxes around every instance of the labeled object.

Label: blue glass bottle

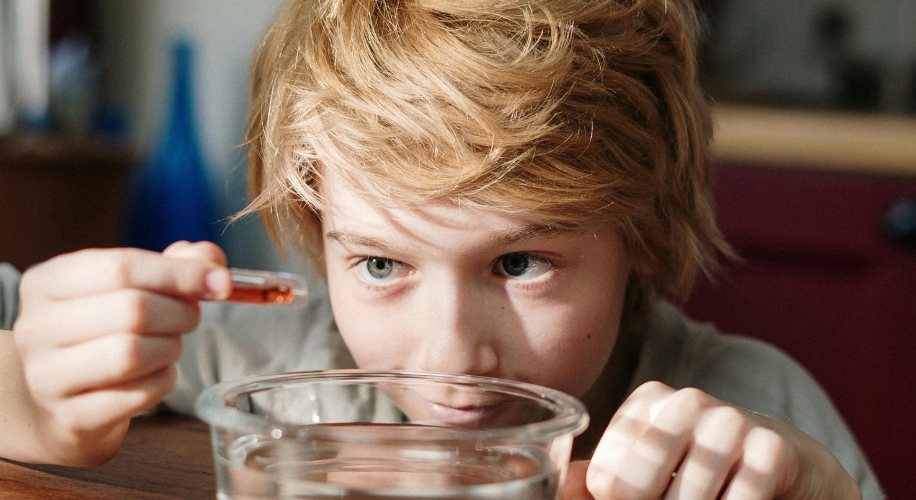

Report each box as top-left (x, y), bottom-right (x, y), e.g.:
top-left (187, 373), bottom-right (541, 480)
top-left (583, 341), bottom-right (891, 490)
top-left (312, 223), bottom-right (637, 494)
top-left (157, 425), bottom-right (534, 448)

top-left (126, 39), bottom-right (216, 251)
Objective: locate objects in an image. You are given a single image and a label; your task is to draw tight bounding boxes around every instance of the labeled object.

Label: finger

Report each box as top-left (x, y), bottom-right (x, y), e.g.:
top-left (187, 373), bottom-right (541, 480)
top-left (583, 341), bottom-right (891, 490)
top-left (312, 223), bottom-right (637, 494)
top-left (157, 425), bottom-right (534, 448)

top-left (562, 460), bottom-right (595, 500)
top-left (600, 380), bottom-right (675, 456)
top-left (611, 387), bottom-right (707, 498)
top-left (22, 247), bottom-right (231, 301)
top-left (50, 365), bottom-right (178, 434)
top-left (587, 381), bottom-right (676, 498)
top-left (162, 240), bottom-right (228, 267)
top-left (721, 427), bottom-right (788, 500)
top-left (25, 334), bottom-right (183, 398)
top-left (665, 406), bottom-right (748, 500)
top-left (15, 290), bottom-right (201, 347)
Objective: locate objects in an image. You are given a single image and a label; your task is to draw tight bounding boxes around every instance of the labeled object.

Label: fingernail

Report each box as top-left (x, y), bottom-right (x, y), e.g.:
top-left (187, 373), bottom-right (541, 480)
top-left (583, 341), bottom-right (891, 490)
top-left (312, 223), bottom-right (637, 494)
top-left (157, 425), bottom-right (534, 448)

top-left (205, 268), bottom-right (232, 299)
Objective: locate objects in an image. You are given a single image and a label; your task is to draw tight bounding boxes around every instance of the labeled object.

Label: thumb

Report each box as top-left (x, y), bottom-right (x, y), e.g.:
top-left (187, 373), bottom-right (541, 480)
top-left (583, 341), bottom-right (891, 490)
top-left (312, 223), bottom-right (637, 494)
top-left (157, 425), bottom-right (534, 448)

top-left (561, 460), bottom-right (595, 500)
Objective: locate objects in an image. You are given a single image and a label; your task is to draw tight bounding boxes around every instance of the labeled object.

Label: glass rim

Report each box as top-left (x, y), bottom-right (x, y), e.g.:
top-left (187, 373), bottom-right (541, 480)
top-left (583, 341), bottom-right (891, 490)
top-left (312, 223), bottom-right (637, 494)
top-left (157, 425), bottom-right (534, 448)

top-left (195, 369), bottom-right (589, 442)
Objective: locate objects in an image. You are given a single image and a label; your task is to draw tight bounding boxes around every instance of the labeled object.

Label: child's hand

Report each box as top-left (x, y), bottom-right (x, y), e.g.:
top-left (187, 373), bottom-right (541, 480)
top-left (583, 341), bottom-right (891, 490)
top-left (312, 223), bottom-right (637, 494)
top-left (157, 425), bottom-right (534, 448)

top-left (11, 241), bottom-right (231, 465)
top-left (562, 381), bottom-right (861, 500)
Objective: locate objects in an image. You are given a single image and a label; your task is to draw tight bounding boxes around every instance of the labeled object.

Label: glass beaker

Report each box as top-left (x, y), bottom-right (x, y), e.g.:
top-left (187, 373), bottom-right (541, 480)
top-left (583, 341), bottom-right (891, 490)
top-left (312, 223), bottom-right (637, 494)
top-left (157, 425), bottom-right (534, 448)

top-left (196, 370), bottom-right (589, 499)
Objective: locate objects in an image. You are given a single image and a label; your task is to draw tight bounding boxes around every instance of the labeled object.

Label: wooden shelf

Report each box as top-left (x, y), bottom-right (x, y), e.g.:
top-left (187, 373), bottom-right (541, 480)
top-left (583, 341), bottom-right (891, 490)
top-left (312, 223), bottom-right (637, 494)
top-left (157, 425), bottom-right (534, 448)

top-left (712, 105), bottom-right (916, 178)
top-left (0, 134), bottom-right (130, 171)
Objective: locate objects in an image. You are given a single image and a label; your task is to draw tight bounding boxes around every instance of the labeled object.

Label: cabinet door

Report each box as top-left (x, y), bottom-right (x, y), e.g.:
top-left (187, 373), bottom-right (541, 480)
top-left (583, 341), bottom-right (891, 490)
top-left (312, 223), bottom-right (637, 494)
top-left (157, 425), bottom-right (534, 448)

top-left (0, 137), bottom-right (130, 270)
top-left (684, 164), bottom-right (916, 499)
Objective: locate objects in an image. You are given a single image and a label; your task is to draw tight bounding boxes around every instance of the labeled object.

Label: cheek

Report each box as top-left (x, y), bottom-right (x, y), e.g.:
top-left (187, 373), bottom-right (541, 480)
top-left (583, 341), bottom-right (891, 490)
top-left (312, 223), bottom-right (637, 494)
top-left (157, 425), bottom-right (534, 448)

top-left (510, 266), bottom-right (627, 397)
top-left (326, 270), bottom-right (409, 370)
top-left (513, 300), bottom-right (620, 397)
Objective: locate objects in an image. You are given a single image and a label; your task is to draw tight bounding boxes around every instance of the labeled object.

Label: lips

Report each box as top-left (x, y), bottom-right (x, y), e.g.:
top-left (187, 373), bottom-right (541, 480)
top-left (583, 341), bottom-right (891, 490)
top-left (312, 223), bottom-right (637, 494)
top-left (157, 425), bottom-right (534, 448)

top-left (421, 398), bottom-right (510, 427)
top-left (378, 378), bottom-right (544, 429)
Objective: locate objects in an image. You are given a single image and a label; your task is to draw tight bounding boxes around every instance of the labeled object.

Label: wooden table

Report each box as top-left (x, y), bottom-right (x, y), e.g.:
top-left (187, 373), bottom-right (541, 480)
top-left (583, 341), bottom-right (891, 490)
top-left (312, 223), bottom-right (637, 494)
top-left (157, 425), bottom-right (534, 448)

top-left (0, 414), bottom-right (216, 499)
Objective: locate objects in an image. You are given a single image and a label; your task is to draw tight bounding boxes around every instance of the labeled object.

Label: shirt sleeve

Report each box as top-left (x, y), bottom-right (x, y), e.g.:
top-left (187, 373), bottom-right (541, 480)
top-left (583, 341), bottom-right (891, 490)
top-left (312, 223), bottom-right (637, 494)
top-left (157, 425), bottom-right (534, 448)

top-left (0, 263), bottom-right (21, 330)
top-left (631, 301), bottom-right (886, 500)
top-left (162, 275), bottom-right (357, 416)
top-left (687, 335), bottom-right (884, 499)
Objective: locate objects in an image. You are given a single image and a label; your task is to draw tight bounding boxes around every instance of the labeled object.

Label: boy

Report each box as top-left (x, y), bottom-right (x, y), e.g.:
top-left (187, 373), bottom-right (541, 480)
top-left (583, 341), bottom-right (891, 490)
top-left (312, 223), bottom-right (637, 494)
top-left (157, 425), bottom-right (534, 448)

top-left (0, 0), bottom-right (882, 498)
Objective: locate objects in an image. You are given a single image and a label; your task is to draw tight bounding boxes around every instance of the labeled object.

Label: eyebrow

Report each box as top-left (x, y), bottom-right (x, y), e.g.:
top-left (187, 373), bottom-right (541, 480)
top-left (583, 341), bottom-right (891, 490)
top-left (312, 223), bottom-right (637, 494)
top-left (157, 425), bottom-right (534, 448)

top-left (325, 224), bottom-right (568, 252)
top-left (488, 223), bottom-right (568, 246)
top-left (325, 230), bottom-right (394, 252)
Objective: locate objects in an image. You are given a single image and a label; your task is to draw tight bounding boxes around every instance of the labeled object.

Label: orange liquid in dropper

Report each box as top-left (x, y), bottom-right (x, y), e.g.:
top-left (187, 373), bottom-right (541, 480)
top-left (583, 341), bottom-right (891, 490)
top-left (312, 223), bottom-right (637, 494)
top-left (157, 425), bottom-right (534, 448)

top-left (228, 285), bottom-right (296, 305)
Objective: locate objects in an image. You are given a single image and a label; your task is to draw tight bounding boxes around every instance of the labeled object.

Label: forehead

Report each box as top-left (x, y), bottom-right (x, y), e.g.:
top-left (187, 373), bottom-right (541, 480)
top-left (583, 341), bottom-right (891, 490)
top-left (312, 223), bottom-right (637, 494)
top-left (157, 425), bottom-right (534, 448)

top-left (320, 169), bottom-right (564, 240)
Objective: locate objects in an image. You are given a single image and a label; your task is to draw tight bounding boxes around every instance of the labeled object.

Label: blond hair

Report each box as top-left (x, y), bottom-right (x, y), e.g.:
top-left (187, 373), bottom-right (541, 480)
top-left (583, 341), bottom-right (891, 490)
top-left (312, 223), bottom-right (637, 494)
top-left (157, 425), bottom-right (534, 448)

top-left (242, 0), bottom-right (731, 304)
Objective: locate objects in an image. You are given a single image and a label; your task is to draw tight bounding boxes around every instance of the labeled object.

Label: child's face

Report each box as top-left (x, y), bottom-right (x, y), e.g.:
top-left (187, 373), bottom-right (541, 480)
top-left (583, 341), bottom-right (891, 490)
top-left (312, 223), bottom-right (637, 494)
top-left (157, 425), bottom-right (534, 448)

top-left (321, 172), bottom-right (632, 400)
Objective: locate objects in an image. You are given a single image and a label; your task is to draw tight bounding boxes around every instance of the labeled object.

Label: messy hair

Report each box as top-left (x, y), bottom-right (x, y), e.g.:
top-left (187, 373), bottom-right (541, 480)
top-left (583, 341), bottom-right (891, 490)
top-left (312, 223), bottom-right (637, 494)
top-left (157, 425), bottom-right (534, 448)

top-left (242, 0), bottom-right (731, 304)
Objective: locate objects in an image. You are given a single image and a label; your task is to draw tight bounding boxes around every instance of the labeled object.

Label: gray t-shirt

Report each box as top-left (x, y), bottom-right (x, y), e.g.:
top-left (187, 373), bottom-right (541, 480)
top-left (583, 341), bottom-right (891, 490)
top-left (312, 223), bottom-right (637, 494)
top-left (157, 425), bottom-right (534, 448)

top-left (0, 263), bottom-right (20, 331)
top-left (630, 300), bottom-right (883, 499)
top-left (0, 263), bottom-right (883, 498)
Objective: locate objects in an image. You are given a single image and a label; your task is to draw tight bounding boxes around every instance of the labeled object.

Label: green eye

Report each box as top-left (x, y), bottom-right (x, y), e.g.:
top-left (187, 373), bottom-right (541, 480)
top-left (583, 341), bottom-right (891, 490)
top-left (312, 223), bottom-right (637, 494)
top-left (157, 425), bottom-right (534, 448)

top-left (496, 253), bottom-right (551, 280)
top-left (357, 257), bottom-right (408, 285)
top-left (500, 254), bottom-right (530, 277)
top-left (366, 257), bottom-right (394, 279)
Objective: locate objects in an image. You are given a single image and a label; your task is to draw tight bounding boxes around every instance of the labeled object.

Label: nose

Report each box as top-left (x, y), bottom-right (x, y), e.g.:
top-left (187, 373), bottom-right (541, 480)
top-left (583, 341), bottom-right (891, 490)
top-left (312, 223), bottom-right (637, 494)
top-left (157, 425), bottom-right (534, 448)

top-left (414, 277), bottom-right (500, 377)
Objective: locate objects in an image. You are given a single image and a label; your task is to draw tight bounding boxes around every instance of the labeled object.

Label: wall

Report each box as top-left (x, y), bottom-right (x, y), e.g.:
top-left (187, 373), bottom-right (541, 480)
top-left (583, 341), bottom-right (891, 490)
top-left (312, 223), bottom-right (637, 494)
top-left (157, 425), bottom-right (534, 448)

top-left (709, 0), bottom-right (916, 112)
top-left (95, 0), bottom-right (294, 271)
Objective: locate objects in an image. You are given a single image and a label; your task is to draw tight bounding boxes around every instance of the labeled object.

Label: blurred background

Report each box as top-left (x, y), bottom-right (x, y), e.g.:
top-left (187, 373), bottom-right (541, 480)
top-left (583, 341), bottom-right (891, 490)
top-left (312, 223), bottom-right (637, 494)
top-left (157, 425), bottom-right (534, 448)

top-left (0, 0), bottom-right (289, 273)
top-left (0, 1), bottom-right (914, 497)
